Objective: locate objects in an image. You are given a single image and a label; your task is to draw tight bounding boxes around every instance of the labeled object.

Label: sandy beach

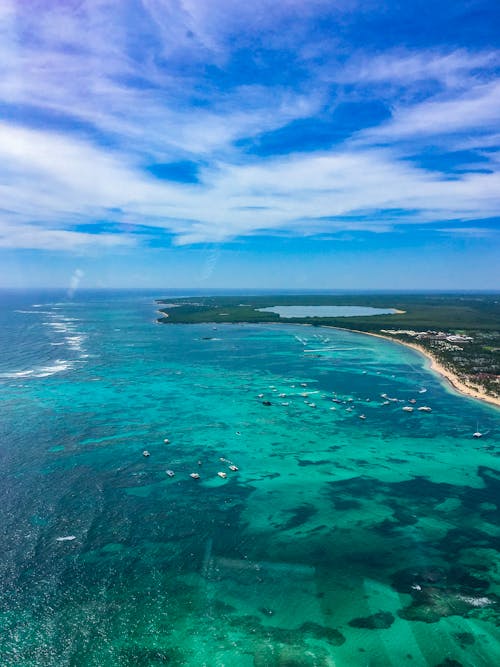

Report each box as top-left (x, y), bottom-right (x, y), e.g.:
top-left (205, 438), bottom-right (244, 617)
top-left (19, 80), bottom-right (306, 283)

top-left (345, 328), bottom-right (500, 409)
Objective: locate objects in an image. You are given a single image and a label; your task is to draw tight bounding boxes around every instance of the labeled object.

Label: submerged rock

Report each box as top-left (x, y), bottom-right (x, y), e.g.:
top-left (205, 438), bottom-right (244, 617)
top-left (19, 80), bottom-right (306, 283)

top-left (398, 587), bottom-right (496, 623)
top-left (299, 621), bottom-right (346, 644)
top-left (348, 611), bottom-right (395, 629)
top-left (253, 642), bottom-right (335, 667)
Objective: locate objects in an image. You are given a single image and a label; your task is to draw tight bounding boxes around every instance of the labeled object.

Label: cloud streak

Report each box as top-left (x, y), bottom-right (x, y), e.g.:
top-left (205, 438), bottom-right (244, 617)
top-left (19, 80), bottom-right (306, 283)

top-left (0, 0), bottom-right (499, 250)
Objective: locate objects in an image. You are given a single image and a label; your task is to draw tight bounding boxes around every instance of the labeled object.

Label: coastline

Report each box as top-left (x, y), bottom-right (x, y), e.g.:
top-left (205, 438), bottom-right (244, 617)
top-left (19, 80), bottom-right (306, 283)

top-left (340, 327), bottom-right (500, 409)
top-left (156, 313), bottom-right (499, 409)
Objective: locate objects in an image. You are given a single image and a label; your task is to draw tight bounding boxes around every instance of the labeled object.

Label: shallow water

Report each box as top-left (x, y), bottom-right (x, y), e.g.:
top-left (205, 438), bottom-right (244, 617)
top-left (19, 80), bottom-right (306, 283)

top-left (0, 290), bottom-right (499, 666)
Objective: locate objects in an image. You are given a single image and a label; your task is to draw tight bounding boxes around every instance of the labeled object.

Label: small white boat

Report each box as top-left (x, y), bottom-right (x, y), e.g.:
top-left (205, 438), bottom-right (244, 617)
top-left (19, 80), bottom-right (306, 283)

top-left (279, 393), bottom-right (286, 398)
top-left (56, 535), bottom-right (76, 542)
top-left (217, 471), bottom-right (227, 479)
top-left (418, 406), bottom-right (432, 412)
top-left (402, 406), bottom-right (414, 413)
top-left (164, 438), bottom-right (170, 444)
top-left (229, 465), bottom-right (239, 471)
top-left (166, 469), bottom-right (175, 477)
top-left (190, 472), bottom-right (200, 479)
top-left (142, 450), bottom-right (151, 457)
top-left (473, 431), bottom-right (483, 439)
top-left (359, 414), bottom-right (366, 420)
top-left (418, 388), bottom-right (427, 394)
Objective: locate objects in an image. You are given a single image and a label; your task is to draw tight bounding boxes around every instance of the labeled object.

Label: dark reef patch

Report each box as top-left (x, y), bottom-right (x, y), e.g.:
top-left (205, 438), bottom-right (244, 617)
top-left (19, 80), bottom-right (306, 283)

top-left (297, 459), bottom-right (331, 467)
top-left (348, 611), bottom-right (395, 629)
top-left (282, 503), bottom-right (317, 530)
top-left (453, 631), bottom-right (475, 647)
top-left (229, 614), bottom-right (345, 648)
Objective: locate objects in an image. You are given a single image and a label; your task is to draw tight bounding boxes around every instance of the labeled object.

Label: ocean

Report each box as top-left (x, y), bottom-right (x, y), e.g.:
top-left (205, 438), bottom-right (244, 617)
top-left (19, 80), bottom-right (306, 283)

top-left (1, 289), bottom-right (499, 666)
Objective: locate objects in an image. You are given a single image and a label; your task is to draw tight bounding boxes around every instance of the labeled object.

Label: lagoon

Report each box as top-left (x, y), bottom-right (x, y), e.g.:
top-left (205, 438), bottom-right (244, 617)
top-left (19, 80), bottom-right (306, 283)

top-left (257, 305), bottom-right (400, 317)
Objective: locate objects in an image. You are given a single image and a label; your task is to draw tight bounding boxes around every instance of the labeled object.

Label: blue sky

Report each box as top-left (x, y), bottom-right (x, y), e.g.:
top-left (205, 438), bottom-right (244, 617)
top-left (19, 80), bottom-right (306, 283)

top-left (0, 0), bottom-right (499, 289)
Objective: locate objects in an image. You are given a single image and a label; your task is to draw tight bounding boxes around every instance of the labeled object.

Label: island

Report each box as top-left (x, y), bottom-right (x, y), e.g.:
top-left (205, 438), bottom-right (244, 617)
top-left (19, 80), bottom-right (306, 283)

top-left (157, 293), bottom-right (500, 407)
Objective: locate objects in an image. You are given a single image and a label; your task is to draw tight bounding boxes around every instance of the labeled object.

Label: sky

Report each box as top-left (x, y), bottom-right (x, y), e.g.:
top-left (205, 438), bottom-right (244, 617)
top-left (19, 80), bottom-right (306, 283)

top-left (0, 0), bottom-right (499, 290)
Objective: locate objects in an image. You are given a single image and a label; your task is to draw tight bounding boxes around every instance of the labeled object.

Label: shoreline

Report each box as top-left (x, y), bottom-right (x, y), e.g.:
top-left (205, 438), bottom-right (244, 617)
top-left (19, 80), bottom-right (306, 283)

top-left (338, 327), bottom-right (500, 409)
top-left (156, 315), bottom-right (499, 409)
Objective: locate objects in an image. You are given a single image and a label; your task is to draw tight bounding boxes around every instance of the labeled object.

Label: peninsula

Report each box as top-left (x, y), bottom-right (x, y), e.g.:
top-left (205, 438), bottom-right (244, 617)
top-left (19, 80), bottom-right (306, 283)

top-left (157, 293), bottom-right (500, 407)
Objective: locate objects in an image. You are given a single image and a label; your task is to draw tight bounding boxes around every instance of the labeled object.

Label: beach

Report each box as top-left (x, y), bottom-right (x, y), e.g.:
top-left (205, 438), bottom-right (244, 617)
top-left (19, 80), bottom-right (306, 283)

top-left (347, 328), bottom-right (500, 409)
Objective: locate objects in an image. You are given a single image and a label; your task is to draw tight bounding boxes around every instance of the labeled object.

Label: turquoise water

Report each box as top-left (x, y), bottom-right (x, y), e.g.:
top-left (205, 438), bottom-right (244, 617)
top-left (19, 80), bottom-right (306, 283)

top-left (1, 290), bottom-right (499, 666)
top-left (257, 306), bottom-right (399, 318)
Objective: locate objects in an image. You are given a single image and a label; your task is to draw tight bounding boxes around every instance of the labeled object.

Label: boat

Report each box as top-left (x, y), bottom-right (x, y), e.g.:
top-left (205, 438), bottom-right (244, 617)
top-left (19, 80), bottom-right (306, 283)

top-left (190, 472), bottom-right (200, 479)
top-left (473, 431), bottom-right (483, 439)
top-left (418, 406), bottom-right (432, 412)
top-left (359, 414), bottom-right (366, 420)
top-left (262, 400), bottom-right (272, 406)
top-left (164, 438), bottom-right (170, 443)
top-left (409, 399), bottom-right (417, 404)
top-left (229, 465), bottom-right (239, 471)
top-left (142, 450), bottom-right (151, 457)
top-left (217, 471), bottom-right (227, 479)
top-left (402, 406), bottom-right (414, 412)
top-left (418, 388), bottom-right (427, 394)
top-left (166, 470), bottom-right (175, 477)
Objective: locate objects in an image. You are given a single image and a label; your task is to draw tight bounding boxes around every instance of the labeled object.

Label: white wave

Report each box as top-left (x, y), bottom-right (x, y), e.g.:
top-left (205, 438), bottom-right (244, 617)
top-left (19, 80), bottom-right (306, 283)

top-left (457, 595), bottom-right (492, 607)
top-left (1, 361), bottom-right (72, 380)
top-left (0, 369), bottom-right (35, 378)
top-left (35, 362), bottom-right (71, 377)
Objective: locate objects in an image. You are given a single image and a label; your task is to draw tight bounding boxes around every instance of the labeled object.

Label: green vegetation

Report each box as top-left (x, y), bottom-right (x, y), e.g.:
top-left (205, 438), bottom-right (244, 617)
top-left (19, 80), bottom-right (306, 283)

top-left (157, 293), bottom-right (500, 401)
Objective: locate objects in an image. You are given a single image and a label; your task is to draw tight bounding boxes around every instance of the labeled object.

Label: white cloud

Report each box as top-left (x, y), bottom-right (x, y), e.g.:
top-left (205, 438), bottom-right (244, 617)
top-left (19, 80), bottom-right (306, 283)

top-left (0, 2), bottom-right (499, 251)
top-left (1, 119), bottom-right (500, 249)
top-left (359, 81), bottom-right (500, 142)
top-left (335, 49), bottom-right (499, 88)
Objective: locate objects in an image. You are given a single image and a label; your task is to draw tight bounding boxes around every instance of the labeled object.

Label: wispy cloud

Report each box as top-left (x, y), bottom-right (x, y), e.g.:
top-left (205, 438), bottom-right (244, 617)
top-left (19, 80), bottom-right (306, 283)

top-left (1, 1), bottom-right (499, 251)
top-left (335, 49), bottom-right (499, 88)
top-left (360, 81), bottom-right (500, 143)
